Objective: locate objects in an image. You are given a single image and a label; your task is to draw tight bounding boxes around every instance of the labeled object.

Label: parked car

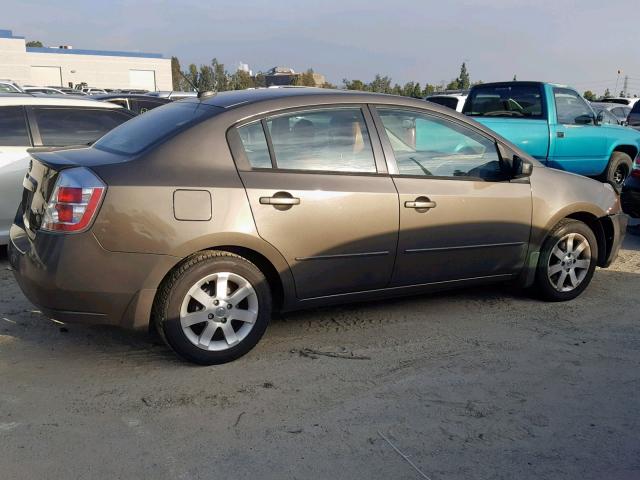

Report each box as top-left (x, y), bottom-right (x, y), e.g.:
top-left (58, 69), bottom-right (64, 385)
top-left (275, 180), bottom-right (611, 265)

top-left (81, 87), bottom-right (107, 95)
top-left (425, 93), bottom-right (468, 112)
top-left (23, 86), bottom-right (66, 95)
top-left (590, 102), bottom-right (631, 125)
top-left (53, 87), bottom-right (87, 95)
top-left (147, 90), bottom-right (198, 100)
top-left (0, 80), bottom-right (23, 93)
top-left (92, 93), bottom-right (171, 114)
top-left (0, 94), bottom-right (135, 245)
top-left (599, 97), bottom-right (639, 108)
top-left (462, 81), bottom-right (640, 187)
top-left (625, 100), bottom-right (640, 131)
top-left (621, 161), bottom-right (640, 218)
top-left (9, 88), bottom-right (626, 365)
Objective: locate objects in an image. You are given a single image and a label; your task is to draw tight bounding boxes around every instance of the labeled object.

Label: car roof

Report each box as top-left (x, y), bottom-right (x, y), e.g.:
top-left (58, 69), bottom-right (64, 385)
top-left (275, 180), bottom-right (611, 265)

top-left (0, 93), bottom-right (122, 108)
top-left (91, 93), bottom-right (171, 101)
top-left (188, 87), bottom-right (458, 112)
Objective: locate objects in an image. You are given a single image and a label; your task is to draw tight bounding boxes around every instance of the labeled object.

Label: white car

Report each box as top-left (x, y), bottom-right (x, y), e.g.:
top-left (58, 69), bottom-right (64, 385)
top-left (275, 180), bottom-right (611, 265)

top-left (23, 86), bottom-right (66, 95)
top-left (425, 94), bottom-right (468, 112)
top-left (599, 97), bottom-right (640, 108)
top-left (0, 80), bottom-right (23, 93)
top-left (0, 94), bottom-right (135, 245)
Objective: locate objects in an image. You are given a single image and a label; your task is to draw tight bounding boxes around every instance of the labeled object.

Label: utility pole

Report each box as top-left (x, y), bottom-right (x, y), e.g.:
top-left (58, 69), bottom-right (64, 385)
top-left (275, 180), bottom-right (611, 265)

top-left (614, 69), bottom-right (622, 97)
top-left (623, 75), bottom-right (629, 97)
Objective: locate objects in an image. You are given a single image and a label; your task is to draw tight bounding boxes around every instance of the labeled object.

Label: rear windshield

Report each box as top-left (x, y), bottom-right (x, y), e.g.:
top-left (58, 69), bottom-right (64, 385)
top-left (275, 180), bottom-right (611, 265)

top-left (463, 84), bottom-right (544, 119)
top-left (426, 96), bottom-right (459, 110)
top-left (94, 102), bottom-right (218, 155)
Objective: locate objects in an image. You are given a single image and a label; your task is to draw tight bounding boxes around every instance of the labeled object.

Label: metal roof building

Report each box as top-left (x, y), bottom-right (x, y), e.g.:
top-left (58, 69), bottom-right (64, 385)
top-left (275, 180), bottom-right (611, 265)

top-left (0, 29), bottom-right (172, 91)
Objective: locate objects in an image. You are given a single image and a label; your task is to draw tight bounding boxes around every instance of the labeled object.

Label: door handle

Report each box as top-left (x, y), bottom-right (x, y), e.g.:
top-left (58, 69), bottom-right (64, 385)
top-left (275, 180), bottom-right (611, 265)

top-left (259, 196), bottom-right (300, 206)
top-left (405, 198), bottom-right (437, 209)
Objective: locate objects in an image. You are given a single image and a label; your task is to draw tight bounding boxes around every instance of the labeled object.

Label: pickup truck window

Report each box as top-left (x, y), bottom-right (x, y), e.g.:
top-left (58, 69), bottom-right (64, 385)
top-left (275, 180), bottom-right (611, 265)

top-left (553, 88), bottom-right (594, 125)
top-left (463, 84), bottom-right (544, 119)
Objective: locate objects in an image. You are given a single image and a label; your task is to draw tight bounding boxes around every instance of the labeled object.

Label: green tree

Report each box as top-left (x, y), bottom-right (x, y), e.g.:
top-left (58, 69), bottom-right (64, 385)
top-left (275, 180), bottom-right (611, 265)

top-left (369, 74), bottom-right (392, 94)
top-left (321, 81), bottom-right (337, 89)
top-left (26, 40), bottom-right (43, 47)
top-left (185, 64), bottom-right (199, 90)
top-left (583, 90), bottom-right (596, 101)
top-left (603, 88), bottom-right (611, 98)
top-left (421, 84), bottom-right (436, 97)
top-left (412, 82), bottom-right (423, 98)
top-left (343, 79), bottom-right (367, 91)
top-left (254, 72), bottom-right (266, 88)
top-left (391, 84), bottom-right (403, 96)
top-left (299, 69), bottom-right (316, 87)
top-left (199, 65), bottom-right (214, 91)
top-left (211, 58), bottom-right (229, 92)
top-left (458, 62), bottom-right (470, 89)
top-left (171, 56), bottom-right (182, 90)
top-left (402, 81), bottom-right (416, 97)
top-left (231, 69), bottom-right (254, 90)
top-left (446, 79), bottom-right (460, 90)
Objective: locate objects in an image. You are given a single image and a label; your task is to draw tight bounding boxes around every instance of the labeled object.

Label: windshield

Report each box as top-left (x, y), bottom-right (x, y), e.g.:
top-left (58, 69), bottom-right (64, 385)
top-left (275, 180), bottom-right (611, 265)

top-left (94, 102), bottom-right (219, 155)
top-left (463, 84), bottom-right (544, 118)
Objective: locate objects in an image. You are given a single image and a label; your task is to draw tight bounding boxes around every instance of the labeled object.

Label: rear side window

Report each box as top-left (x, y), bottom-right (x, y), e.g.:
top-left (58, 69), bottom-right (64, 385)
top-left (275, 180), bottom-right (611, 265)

top-left (463, 84), bottom-right (544, 118)
top-left (0, 106), bottom-right (31, 146)
top-left (427, 96), bottom-right (459, 110)
top-left (132, 99), bottom-right (166, 114)
top-left (237, 121), bottom-right (271, 168)
top-left (95, 102), bottom-right (217, 155)
top-left (33, 108), bottom-right (132, 147)
top-left (265, 107), bottom-right (377, 173)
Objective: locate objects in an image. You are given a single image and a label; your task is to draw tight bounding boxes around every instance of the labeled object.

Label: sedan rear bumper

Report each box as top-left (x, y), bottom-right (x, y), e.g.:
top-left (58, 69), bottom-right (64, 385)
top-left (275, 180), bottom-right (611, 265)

top-left (8, 223), bottom-right (178, 330)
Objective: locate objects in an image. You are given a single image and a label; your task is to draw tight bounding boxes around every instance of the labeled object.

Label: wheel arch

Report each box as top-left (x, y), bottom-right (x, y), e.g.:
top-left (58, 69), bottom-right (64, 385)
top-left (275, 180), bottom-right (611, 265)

top-left (564, 212), bottom-right (610, 267)
top-left (128, 233), bottom-right (296, 332)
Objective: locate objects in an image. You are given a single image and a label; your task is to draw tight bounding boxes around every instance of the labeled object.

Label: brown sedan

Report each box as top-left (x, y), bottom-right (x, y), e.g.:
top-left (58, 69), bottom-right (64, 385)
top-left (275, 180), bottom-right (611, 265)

top-left (9, 88), bottom-right (627, 364)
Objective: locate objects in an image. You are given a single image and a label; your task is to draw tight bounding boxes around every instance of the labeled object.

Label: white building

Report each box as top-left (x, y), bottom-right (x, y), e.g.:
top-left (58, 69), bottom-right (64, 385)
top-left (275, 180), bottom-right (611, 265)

top-left (0, 29), bottom-right (172, 91)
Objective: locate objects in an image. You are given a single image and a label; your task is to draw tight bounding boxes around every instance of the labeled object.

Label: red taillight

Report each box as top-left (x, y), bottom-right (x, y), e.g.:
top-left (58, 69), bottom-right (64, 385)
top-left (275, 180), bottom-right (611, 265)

top-left (42, 168), bottom-right (106, 233)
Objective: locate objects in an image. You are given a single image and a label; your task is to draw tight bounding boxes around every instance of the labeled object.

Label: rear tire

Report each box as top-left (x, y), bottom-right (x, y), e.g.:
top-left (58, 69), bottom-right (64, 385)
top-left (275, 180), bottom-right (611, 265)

top-left (603, 151), bottom-right (632, 189)
top-left (534, 219), bottom-right (598, 302)
top-left (154, 251), bottom-right (272, 365)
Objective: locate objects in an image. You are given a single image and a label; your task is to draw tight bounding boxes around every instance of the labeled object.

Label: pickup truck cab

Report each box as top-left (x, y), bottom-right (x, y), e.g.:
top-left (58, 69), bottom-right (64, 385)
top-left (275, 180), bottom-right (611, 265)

top-left (462, 81), bottom-right (640, 187)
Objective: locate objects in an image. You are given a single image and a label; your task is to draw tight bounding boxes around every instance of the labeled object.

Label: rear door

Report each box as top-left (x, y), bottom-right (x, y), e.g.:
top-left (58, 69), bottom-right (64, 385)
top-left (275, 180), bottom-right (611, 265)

top-left (373, 106), bottom-right (532, 287)
top-left (229, 106), bottom-right (399, 299)
top-left (0, 106), bottom-right (33, 239)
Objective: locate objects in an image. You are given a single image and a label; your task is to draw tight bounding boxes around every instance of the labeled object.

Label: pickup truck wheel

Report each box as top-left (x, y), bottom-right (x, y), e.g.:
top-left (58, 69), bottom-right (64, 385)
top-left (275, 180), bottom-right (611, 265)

top-left (603, 151), bottom-right (632, 189)
top-left (154, 251), bottom-right (272, 365)
top-left (534, 219), bottom-right (598, 302)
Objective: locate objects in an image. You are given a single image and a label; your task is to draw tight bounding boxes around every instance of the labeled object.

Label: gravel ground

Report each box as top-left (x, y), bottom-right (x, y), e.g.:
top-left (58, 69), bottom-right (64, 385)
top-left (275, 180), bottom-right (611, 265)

top-left (1, 228), bottom-right (639, 480)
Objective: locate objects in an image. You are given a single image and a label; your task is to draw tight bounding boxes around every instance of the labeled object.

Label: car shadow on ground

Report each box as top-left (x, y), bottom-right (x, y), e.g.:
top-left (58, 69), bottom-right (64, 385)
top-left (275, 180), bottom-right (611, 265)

top-left (2, 235), bottom-right (639, 367)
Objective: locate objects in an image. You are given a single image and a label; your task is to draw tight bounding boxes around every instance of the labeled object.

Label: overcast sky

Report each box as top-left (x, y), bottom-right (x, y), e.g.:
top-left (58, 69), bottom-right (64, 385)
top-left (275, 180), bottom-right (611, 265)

top-left (5, 0), bottom-right (640, 95)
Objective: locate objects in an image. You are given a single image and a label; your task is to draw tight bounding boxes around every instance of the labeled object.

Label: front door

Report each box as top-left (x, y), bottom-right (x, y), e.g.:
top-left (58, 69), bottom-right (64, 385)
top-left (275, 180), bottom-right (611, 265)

top-left (231, 106), bottom-right (399, 299)
top-left (373, 106), bottom-right (532, 287)
top-left (548, 87), bottom-right (607, 176)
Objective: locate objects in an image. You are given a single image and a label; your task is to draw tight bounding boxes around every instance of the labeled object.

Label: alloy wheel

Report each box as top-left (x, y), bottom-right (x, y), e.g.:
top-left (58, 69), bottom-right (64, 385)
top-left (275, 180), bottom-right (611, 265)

top-left (547, 232), bottom-right (592, 292)
top-left (179, 272), bottom-right (258, 351)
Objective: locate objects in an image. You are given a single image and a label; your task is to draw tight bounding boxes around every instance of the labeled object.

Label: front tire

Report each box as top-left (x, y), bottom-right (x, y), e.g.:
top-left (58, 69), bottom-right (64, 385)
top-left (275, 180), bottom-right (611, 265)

top-left (534, 219), bottom-right (598, 302)
top-left (603, 151), bottom-right (632, 189)
top-left (154, 251), bottom-right (272, 365)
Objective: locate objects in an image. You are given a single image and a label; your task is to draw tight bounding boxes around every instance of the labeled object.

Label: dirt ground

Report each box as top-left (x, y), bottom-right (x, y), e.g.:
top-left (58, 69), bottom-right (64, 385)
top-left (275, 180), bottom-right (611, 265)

top-left (1, 227), bottom-right (639, 480)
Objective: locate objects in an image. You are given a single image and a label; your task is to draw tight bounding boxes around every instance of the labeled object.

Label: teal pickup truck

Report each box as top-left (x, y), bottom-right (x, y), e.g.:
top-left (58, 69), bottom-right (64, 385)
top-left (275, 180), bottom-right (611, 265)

top-left (462, 81), bottom-right (640, 187)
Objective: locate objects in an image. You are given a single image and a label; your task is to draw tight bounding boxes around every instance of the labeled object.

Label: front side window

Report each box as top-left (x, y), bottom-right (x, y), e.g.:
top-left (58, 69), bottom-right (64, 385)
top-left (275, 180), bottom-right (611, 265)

top-left (0, 106), bottom-right (31, 146)
top-left (377, 108), bottom-right (503, 180)
top-left (553, 88), bottom-right (594, 125)
top-left (266, 108), bottom-right (377, 173)
top-left (33, 108), bottom-right (132, 147)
